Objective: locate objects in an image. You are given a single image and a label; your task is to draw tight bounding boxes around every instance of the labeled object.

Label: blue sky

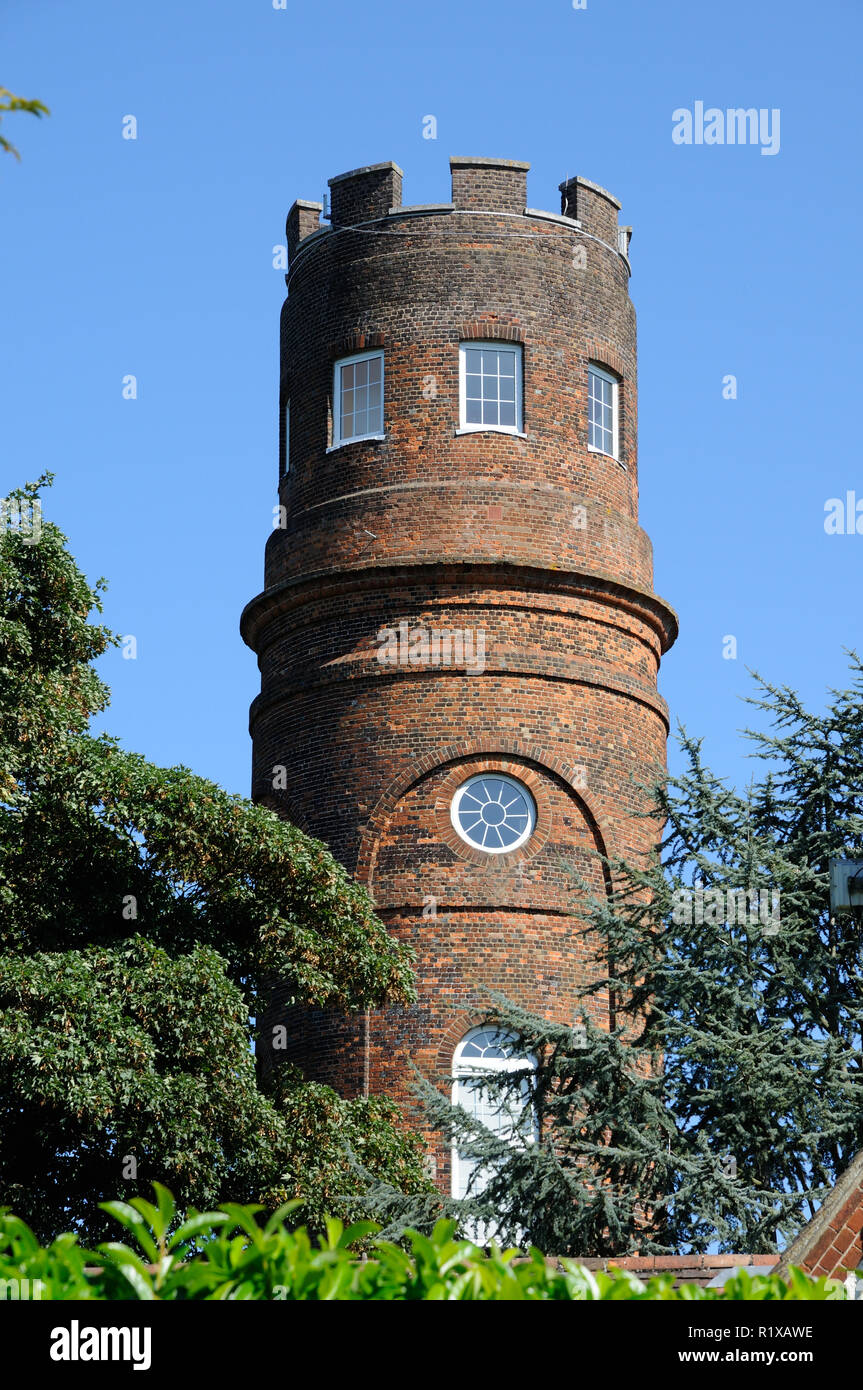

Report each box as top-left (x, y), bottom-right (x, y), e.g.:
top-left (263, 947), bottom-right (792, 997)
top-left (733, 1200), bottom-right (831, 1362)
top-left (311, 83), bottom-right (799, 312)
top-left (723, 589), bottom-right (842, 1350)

top-left (3, 0), bottom-right (861, 801)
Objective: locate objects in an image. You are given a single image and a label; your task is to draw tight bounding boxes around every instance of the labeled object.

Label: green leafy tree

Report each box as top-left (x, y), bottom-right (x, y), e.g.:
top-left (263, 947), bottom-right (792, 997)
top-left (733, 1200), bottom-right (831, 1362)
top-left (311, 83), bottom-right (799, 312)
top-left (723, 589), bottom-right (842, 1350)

top-left (0, 1184), bottom-right (846, 1300)
top-left (417, 664), bottom-right (863, 1255)
top-left (0, 477), bottom-right (429, 1241)
top-left (0, 87), bottom-right (49, 160)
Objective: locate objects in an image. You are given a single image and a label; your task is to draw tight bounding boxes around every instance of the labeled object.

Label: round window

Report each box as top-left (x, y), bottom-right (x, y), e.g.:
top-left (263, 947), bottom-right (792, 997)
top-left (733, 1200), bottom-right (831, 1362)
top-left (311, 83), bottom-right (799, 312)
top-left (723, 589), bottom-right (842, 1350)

top-left (450, 773), bottom-right (536, 854)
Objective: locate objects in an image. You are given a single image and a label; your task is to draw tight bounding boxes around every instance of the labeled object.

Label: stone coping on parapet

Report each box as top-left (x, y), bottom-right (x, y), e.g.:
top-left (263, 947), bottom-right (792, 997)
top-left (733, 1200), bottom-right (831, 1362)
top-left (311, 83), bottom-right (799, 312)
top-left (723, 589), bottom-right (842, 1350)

top-left (327, 160), bottom-right (405, 187)
top-left (524, 208), bottom-right (583, 230)
top-left (382, 204), bottom-right (586, 234)
top-left (291, 206), bottom-right (616, 250)
top-left (386, 203), bottom-right (455, 217)
top-left (559, 173), bottom-right (623, 209)
top-left (449, 156), bottom-right (531, 171)
top-left (287, 204), bottom-right (625, 275)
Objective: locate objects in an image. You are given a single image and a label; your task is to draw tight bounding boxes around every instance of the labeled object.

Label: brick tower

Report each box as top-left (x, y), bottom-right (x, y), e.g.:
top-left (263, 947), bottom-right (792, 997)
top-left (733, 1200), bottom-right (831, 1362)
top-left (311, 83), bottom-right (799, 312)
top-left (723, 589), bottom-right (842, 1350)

top-left (241, 156), bottom-right (677, 1189)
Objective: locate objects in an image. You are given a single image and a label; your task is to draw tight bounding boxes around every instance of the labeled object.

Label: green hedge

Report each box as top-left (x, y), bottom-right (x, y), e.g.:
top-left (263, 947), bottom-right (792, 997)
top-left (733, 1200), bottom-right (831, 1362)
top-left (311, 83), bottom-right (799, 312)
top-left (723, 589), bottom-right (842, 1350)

top-left (0, 1185), bottom-right (846, 1301)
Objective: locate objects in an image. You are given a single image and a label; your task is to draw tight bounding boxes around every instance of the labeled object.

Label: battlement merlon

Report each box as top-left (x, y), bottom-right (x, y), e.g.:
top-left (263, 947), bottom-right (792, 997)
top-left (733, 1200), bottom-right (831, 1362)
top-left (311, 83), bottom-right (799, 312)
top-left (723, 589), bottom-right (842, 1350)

top-left (286, 158), bottom-right (630, 266)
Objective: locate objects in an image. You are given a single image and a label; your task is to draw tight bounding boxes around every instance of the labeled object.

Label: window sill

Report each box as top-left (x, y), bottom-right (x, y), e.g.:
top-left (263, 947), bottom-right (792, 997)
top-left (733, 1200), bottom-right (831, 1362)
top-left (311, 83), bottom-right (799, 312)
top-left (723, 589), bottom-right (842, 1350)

top-left (326, 434), bottom-right (387, 453)
top-left (588, 444), bottom-right (626, 469)
top-left (455, 426), bottom-right (527, 439)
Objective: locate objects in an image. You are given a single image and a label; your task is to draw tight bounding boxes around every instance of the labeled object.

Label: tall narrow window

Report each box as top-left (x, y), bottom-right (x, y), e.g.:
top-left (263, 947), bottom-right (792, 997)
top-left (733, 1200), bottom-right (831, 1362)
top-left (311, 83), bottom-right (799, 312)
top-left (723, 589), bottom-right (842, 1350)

top-left (588, 363), bottom-right (619, 458)
top-left (451, 1027), bottom-right (537, 1235)
top-left (459, 342), bottom-right (522, 434)
top-left (332, 350), bottom-right (384, 446)
top-left (284, 399), bottom-right (290, 475)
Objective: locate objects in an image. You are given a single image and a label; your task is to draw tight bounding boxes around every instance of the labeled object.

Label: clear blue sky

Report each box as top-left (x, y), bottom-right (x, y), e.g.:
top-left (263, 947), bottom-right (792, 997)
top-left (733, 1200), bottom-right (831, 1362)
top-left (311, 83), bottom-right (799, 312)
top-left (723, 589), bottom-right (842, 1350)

top-left (3, 0), bottom-right (860, 801)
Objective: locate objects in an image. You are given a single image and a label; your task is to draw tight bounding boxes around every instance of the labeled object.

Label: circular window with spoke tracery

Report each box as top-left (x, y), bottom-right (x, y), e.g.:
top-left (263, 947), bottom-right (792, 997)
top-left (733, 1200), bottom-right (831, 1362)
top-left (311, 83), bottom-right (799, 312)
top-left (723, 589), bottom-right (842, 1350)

top-left (450, 773), bottom-right (536, 855)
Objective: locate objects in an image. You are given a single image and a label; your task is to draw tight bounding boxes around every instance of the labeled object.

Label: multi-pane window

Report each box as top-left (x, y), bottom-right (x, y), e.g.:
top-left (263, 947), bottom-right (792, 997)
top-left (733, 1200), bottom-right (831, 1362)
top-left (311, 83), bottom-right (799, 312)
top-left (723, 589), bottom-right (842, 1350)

top-left (588, 364), bottom-right (619, 458)
top-left (451, 773), bottom-right (535, 855)
top-left (332, 350), bottom-right (384, 445)
top-left (459, 342), bottom-right (522, 433)
top-left (451, 1028), bottom-right (537, 1236)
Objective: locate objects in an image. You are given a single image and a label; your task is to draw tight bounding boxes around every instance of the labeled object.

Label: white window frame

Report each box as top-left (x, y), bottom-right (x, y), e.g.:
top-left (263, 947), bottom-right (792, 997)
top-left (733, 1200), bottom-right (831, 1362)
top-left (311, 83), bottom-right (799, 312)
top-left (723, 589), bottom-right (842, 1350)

top-left (450, 772), bottom-right (536, 855)
top-left (587, 363), bottom-right (620, 461)
top-left (451, 1028), bottom-right (538, 1221)
top-left (458, 341), bottom-right (523, 436)
top-left (330, 349), bottom-right (385, 449)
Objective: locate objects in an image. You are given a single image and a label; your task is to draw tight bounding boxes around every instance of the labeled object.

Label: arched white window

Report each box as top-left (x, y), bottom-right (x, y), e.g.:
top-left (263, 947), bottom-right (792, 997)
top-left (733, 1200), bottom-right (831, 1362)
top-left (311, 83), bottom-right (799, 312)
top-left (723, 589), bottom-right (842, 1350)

top-left (451, 1027), bottom-right (537, 1214)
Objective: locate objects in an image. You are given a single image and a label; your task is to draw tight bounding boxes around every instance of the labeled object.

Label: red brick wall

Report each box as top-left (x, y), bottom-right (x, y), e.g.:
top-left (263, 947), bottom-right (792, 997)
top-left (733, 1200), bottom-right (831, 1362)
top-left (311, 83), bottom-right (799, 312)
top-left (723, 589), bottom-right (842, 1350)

top-left (776, 1151), bottom-right (863, 1279)
top-left (805, 1202), bottom-right (863, 1278)
top-left (243, 156), bottom-right (677, 1185)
